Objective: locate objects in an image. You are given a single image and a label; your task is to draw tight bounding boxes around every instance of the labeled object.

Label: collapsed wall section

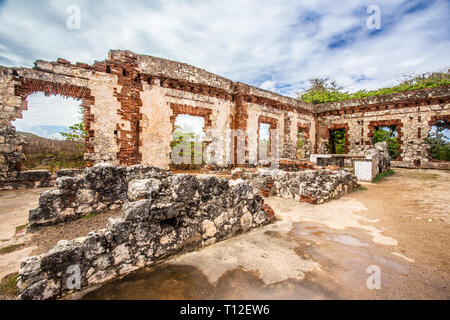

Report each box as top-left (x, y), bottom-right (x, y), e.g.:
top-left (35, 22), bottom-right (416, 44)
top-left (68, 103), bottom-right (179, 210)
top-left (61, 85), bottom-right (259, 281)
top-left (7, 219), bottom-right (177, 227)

top-left (17, 173), bottom-right (274, 300)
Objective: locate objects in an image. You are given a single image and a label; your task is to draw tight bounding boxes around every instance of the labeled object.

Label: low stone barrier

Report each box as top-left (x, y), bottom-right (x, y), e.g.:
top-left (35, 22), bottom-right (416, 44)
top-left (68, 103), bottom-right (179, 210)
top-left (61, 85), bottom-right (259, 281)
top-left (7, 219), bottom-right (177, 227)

top-left (17, 174), bottom-right (273, 300)
top-left (0, 170), bottom-right (54, 190)
top-left (233, 168), bottom-right (359, 204)
top-left (391, 160), bottom-right (450, 170)
top-left (28, 163), bottom-right (169, 228)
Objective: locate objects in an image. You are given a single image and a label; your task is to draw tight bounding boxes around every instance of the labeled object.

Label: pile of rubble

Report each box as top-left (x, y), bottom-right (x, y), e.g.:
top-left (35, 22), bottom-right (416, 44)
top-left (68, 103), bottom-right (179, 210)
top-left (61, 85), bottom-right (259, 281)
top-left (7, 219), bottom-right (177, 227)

top-left (232, 167), bottom-right (359, 204)
top-left (17, 172), bottom-right (273, 300)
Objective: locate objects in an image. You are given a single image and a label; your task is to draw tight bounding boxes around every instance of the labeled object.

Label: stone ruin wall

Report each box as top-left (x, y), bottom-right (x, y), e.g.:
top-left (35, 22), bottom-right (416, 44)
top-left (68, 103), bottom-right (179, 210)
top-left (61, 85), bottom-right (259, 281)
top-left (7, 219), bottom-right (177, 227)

top-left (1, 49), bottom-right (449, 185)
top-left (17, 168), bottom-right (275, 300)
top-left (0, 50), bottom-right (316, 185)
top-left (315, 87), bottom-right (450, 169)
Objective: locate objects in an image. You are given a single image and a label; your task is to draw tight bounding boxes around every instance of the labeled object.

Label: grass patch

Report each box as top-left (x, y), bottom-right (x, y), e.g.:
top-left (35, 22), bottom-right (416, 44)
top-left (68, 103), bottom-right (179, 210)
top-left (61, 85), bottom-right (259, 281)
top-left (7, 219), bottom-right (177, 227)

top-left (15, 224), bottom-right (28, 233)
top-left (400, 171), bottom-right (440, 180)
top-left (372, 169), bottom-right (395, 183)
top-left (81, 212), bottom-right (98, 219)
top-left (350, 185), bottom-right (368, 194)
top-left (0, 273), bottom-right (18, 298)
top-left (0, 244), bottom-right (24, 256)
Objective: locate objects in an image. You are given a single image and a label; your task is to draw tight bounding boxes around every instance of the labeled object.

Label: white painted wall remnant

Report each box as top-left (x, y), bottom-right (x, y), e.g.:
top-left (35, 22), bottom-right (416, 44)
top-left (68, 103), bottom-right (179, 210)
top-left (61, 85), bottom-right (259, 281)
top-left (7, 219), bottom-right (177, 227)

top-left (354, 159), bottom-right (374, 181)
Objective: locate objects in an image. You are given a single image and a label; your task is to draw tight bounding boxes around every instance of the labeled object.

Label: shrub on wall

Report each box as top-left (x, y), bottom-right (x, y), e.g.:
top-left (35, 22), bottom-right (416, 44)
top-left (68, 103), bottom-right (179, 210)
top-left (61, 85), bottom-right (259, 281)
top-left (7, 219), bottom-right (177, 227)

top-left (299, 71), bottom-right (450, 104)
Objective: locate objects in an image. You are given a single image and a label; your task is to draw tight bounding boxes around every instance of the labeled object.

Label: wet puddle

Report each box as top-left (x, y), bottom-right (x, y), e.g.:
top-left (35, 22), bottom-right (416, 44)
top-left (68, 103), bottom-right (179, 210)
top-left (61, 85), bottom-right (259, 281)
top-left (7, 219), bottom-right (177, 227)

top-left (82, 220), bottom-right (415, 300)
top-left (81, 263), bottom-right (338, 300)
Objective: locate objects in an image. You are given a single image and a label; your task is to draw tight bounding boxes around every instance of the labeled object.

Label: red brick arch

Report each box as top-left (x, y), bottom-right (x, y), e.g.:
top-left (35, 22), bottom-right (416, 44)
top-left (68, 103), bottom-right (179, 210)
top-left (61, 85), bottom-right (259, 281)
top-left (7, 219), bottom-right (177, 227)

top-left (14, 77), bottom-right (96, 156)
top-left (297, 122), bottom-right (311, 139)
top-left (429, 114), bottom-right (450, 126)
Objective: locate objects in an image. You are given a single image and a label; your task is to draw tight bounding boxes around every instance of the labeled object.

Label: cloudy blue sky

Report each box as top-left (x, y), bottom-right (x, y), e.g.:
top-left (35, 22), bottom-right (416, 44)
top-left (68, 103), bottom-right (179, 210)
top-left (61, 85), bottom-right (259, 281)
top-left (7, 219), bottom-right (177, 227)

top-left (1, 0), bottom-right (449, 138)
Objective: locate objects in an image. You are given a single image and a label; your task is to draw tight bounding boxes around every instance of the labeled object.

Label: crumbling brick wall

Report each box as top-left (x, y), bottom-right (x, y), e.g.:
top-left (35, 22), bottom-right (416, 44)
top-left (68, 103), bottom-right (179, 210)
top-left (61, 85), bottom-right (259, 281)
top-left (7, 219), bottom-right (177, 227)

top-left (0, 50), bottom-right (316, 180)
top-left (1, 50), bottom-right (449, 180)
top-left (315, 87), bottom-right (450, 167)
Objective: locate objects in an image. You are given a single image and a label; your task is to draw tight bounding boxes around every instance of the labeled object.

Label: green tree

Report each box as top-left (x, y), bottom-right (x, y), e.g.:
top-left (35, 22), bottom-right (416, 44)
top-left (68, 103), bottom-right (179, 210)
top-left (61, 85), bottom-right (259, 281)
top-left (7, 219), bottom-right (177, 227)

top-left (171, 125), bottom-right (203, 166)
top-left (297, 131), bottom-right (304, 149)
top-left (330, 129), bottom-right (346, 154)
top-left (373, 126), bottom-right (399, 159)
top-left (299, 77), bottom-right (348, 104)
top-left (60, 106), bottom-right (87, 147)
top-left (426, 121), bottom-right (450, 161)
top-left (172, 125), bottom-right (196, 147)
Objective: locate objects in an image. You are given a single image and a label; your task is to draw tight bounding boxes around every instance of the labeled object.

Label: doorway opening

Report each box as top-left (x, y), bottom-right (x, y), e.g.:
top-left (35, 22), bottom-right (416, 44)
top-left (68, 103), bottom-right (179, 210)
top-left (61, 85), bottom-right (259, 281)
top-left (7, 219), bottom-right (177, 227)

top-left (170, 114), bottom-right (205, 171)
top-left (373, 125), bottom-right (400, 160)
top-left (258, 123), bottom-right (270, 161)
top-left (328, 128), bottom-right (346, 154)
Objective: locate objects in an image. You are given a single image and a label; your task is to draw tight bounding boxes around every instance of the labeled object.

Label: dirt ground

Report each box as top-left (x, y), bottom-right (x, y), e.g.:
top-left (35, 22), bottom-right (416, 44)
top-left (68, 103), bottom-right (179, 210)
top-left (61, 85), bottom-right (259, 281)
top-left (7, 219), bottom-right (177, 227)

top-left (0, 188), bottom-right (122, 298)
top-left (1, 168), bottom-right (449, 300)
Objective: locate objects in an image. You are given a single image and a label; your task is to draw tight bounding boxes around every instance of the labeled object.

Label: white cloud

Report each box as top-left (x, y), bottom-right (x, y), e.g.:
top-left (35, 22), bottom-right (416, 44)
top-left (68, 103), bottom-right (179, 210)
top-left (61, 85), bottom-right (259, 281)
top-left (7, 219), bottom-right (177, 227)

top-left (0, 0), bottom-right (448, 106)
top-left (13, 93), bottom-right (82, 132)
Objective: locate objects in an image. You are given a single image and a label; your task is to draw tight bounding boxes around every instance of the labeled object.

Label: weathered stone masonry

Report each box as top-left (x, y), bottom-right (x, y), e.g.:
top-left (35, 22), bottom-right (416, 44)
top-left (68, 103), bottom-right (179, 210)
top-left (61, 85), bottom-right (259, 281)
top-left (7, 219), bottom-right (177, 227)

top-left (0, 50), bottom-right (315, 183)
top-left (0, 50), bottom-right (449, 183)
top-left (315, 87), bottom-right (450, 168)
top-left (17, 166), bottom-right (274, 300)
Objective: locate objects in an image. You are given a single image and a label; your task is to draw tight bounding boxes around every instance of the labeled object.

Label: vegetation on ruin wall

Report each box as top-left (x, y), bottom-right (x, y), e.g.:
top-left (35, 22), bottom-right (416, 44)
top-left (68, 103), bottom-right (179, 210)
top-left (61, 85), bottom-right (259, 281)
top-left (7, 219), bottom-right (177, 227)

top-left (0, 273), bottom-right (18, 298)
top-left (299, 71), bottom-right (450, 105)
top-left (20, 132), bottom-right (87, 173)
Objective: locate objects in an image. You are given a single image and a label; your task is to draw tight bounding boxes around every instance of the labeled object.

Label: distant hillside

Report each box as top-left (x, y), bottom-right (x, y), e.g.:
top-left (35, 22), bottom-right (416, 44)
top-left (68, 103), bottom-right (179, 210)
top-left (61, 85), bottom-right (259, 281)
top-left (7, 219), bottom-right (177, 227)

top-left (14, 125), bottom-right (68, 139)
top-left (16, 131), bottom-right (41, 138)
top-left (18, 132), bottom-right (87, 173)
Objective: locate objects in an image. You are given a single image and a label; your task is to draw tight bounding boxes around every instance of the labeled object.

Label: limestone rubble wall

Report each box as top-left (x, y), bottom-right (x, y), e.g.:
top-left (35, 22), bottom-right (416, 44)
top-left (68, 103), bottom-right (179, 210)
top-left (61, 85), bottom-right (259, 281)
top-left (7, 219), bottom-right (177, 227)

top-left (315, 87), bottom-right (450, 167)
top-left (28, 164), bottom-right (169, 228)
top-left (0, 169), bottom-right (54, 190)
top-left (233, 167), bottom-right (359, 204)
top-left (17, 171), bottom-right (274, 300)
top-left (365, 141), bottom-right (391, 175)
